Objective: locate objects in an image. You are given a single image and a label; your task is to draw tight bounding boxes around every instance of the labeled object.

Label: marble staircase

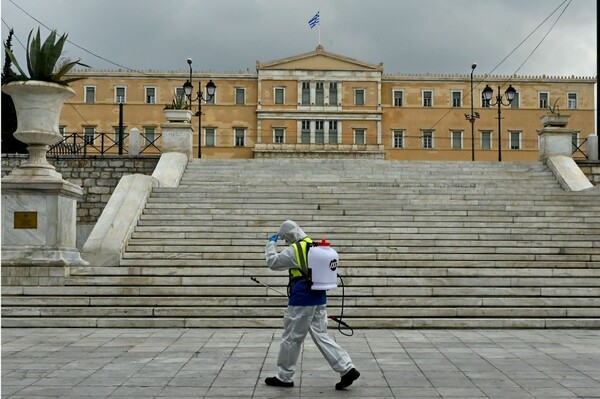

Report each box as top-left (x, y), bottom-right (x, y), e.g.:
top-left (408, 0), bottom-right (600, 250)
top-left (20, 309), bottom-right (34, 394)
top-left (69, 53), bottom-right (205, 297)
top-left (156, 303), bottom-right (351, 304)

top-left (2, 159), bottom-right (599, 327)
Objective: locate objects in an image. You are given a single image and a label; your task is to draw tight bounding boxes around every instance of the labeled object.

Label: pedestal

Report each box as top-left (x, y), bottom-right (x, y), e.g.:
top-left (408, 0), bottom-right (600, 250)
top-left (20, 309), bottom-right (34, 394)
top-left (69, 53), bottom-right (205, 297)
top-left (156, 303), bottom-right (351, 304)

top-left (1, 176), bottom-right (88, 267)
top-left (161, 122), bottom-right (194, 159)
top-left (538, 126), bottom-right (574, 161)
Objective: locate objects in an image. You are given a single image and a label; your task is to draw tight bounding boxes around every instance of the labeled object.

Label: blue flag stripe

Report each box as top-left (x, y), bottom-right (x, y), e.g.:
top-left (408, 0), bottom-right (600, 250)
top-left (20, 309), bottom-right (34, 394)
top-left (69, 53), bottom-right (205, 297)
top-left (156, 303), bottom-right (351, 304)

top-left (308, 12), bottom-right (320, 28)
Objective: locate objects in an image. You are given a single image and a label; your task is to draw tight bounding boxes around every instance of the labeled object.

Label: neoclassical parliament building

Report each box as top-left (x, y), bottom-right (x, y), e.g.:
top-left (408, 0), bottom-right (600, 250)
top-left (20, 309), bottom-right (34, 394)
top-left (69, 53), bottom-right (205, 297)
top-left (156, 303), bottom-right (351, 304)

top-left (60, 45), bottom-right (596, 161)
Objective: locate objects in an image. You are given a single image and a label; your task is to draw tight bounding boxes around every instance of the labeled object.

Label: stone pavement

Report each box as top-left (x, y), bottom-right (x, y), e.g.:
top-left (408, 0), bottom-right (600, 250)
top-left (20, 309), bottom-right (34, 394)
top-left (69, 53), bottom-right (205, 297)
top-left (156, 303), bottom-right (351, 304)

top-left (2, 328), bottom-right (600, 399)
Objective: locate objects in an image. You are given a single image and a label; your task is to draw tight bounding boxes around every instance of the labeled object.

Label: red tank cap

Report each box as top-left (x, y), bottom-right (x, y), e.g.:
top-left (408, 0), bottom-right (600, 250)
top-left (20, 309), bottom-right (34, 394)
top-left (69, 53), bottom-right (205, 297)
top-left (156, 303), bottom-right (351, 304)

top-left (319, 238), bottom-right (331, 246)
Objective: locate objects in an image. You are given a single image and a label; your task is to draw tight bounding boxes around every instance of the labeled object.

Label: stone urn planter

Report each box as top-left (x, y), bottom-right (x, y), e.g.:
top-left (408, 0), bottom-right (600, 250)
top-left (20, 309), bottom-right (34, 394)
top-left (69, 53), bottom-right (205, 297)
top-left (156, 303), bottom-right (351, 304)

top-left (541, 113), bottom-right (570, 128)
top-left (2, 80), bottom-right (75, 176)
top-left (164, 109), bottom-right (193, 123)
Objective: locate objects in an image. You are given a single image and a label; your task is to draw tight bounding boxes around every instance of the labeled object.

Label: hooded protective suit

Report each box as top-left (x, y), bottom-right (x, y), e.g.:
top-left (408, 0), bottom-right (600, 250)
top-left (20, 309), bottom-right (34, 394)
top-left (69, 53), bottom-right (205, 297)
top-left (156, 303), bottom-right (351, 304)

top-left (265, 220), bottom-right (355, 384)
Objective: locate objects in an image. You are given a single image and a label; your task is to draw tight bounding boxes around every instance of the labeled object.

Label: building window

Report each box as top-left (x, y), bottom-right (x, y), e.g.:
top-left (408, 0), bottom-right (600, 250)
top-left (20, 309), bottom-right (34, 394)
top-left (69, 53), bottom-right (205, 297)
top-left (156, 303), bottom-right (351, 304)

top-left (452, 91), bottom-right (462, 107)
top-left (234, 128), bottom-right (245, 147)
top-left (539, 92), bottom-right (549, 109)
top-left (571, 132), bottom-right (581, 152)
top-left (113, 126), bottom-right (127, 145)
top-left (83, 127), bottom-right (95, 144)
top-left (115, 86), bottom-right (126, 103)
top-left (274, 128), bottom-right (285, 144)
top-left (144, 127), bottom-right (156, 145)
top-left (481, 131), bottom-right (492, 149)
top-left (315, 82), bottom-right (324, 105)
top-left (568, 92), bottom-right (577, 109)
top-left (59, 126), bottom-right (66, 136)
top-left (329, 121), bottom-right (338, 143)
top-left (301, 120), bottom-right (310, 143)
top-left (393, 130), bottom-right (404, 148)
top-left (329, 82), bottom-right (338, 105)
top-left (355, 89), bottom-right (365, 106)
top-left (301, 82), bottom-right (310, 105)
top-left (422, 131), bottom-right (433, 148)
top-left (510, 131), bottom-right (521, 150)
top-left (315, 120), bottom-right (325, 144)
top-left (145, 87), bottom-right (156, 104)
top-left (175, 87), bottom-right (185, 101)
top-left (354, 129), bottom-right (365, 144)
top-left (205, 128), bottom-right (216, 147)
top-left (572, 132), bottom-right (580, 152)
top-left (451, 131), bottom-right (462, 149)
top-left (422, 90), bottom-right (432, 107)
top-left (84, 86), bottom-right (95, 103)
top-left (481, 90), bottom-right (491, 108)
top-left (393, 90), bottom-right (403, 107)
top-left (510, 92), bottom-right (520, 108)
top-left (235, 88), bottom-right (245, 105)
top-left (275, 88), bottom-right (285, 105)
top-left (113, 127), bottom-right (120, 144)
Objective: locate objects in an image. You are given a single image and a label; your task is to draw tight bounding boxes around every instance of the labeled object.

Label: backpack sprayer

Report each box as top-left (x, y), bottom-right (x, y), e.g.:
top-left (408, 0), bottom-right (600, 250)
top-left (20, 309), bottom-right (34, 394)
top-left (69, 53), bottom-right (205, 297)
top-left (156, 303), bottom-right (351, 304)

top-left (251, 238), bottom-right (354, 336)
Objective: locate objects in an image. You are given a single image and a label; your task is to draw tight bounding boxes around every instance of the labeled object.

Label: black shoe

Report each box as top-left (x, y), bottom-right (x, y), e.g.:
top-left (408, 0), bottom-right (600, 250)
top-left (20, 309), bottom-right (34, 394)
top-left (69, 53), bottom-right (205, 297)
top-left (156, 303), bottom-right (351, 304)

top-left (265, 376), bottom-right (294, 388)
top-left (335, 368), bottom-right (360, 390)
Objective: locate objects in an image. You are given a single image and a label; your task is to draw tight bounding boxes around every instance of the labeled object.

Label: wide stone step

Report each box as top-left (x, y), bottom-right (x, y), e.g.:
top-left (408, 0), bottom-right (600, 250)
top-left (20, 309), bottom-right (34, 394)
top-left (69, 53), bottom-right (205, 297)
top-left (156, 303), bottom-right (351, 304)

top-left (116, 258), bottom-right (600, 268)
top-left (2, 316), bottom-right (599, 328)
top-left (134, 216), bottom-right (595, 227)
top-left (68, 266), bottom-right (600, 278)
top-left (123, 244), bottom-right (600, 255)
top-left (120, 252), bottom-right (599, 262)
top-left (6, 295), bottom-right (600, 308)
top-left (4, 305), bottom-right (600, 319)
top-left (63, 274), bottom-right (600, 289)
top-left (126, 235), bottom-right (600, 246)
top-left (130, 226), bottom-right (600, 235)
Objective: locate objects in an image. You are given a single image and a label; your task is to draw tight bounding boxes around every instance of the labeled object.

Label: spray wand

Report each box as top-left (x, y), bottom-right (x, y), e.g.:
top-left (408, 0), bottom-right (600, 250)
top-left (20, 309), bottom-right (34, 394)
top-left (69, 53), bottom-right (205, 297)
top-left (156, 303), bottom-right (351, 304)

top-left (250, 276), bottom-right (354, 336)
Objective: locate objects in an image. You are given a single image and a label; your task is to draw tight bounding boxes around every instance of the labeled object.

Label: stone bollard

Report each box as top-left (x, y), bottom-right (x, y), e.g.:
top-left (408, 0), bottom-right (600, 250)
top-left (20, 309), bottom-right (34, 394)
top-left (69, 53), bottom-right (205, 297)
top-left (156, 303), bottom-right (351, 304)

top-left (129, 128), bottom-right (141, 156)
top-left (586, 133), bottom-right (598, 161)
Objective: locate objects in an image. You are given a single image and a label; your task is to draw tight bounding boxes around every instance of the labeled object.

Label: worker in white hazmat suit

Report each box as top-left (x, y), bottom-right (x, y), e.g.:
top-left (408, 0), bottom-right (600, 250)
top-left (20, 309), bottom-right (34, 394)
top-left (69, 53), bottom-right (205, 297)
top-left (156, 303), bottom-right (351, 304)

top-left (264, 219), bottom-right (360, 390)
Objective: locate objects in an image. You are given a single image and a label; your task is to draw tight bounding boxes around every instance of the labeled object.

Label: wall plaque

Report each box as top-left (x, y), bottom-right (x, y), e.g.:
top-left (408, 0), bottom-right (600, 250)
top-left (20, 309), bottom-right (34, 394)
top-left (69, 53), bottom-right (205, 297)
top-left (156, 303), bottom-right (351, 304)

top-left (14, 211), bottom-right (38, 229)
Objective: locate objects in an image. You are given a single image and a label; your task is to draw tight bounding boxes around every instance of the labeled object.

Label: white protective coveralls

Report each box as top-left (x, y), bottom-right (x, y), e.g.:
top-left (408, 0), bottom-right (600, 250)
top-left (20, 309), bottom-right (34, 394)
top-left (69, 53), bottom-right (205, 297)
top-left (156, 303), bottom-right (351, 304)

top-left (265, 220), bottom-right (355, 383)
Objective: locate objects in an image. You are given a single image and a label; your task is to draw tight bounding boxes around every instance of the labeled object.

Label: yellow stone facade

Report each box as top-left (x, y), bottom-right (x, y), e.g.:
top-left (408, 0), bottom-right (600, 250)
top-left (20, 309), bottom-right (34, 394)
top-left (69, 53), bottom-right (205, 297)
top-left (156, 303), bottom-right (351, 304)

top-left (61, 46), bottom-right (596, 161)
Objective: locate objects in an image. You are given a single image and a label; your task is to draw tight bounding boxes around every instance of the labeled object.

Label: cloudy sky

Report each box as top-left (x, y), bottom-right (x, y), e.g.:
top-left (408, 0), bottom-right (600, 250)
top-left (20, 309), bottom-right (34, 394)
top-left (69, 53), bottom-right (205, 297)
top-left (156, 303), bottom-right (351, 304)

top-left (0, 0), bottom-right (597, 78)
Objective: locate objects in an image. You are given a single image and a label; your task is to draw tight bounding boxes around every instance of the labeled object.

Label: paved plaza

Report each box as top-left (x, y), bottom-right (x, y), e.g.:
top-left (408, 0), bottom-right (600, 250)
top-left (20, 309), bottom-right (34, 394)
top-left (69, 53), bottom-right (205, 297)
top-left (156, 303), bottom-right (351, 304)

top-left (2, 328), bottom-right (600, 398)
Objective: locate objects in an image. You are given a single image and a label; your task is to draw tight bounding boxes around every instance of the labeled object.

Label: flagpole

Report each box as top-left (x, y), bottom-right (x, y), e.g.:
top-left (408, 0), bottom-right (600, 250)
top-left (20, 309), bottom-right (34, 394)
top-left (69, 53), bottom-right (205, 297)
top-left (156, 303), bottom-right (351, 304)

top-left (318, 22), bottom-right (321, 46)
top-left (308, 11), bottom-right (320, 45)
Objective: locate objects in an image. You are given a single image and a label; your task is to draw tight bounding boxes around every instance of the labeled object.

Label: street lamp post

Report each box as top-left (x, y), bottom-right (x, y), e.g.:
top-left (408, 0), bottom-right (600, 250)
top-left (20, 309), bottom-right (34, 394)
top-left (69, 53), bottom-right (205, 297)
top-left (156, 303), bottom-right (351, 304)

top-left (183, 58), bottom-right (216, 159)
top-left (464, 63), bottom-right (479, 161)
top-left (482, 84), bottom-right (516, 162)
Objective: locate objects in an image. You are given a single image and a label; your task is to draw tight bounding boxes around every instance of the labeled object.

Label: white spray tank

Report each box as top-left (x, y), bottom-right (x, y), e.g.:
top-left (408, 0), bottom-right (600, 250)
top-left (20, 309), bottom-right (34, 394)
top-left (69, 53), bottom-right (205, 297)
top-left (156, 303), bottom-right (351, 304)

top-left (308, 238), bottom-right (339, 290)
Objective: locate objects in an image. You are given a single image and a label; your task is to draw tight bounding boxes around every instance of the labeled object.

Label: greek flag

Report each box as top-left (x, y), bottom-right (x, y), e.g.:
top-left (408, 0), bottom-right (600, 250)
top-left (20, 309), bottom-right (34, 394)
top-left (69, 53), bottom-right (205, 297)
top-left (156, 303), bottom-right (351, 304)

top-left (308, 11), bottom-right (320, 29)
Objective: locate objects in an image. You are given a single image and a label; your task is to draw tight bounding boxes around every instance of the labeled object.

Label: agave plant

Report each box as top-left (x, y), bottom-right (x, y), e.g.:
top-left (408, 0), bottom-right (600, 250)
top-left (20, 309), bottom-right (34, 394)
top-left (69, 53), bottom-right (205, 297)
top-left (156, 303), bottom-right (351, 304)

top-left (4, 28), bottom-right (87, 85)
top-left (164, 90), bottom-right (190, 110)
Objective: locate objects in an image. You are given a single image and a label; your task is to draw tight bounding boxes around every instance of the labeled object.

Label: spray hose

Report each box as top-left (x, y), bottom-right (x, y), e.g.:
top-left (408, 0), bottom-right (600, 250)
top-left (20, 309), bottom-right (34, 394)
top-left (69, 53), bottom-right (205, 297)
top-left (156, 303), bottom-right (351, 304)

top-left (250, 276), bottom-right (354, 337)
